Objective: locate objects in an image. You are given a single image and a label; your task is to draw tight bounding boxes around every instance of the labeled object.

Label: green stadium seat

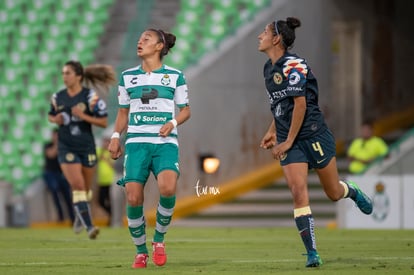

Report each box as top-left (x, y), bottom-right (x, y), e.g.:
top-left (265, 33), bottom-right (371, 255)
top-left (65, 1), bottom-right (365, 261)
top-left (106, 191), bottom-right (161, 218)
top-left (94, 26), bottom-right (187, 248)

top-left (12, 37), bottom-right (38, 56)
top-left (16, 23), bottom-right (35, 39)
top-left (21, 152), bottom-right (35, 169)
top-left (11, 166), bottom-right (31, 191)
top-left (0, 82), bottom-right (14, 108)
top-left (45, 24), bottom-right (66, 40)
top-left (243, 0), bottom-right (271, 13)
top-left (0, 156), bottom-right (7, 179)
top-left (211, 0), bottom-right (239, 19)
top-left (27, 81), bottom-right (54, 99)
top-left (56, 0), bottom-right (83, 11)
top-left (40, 124), bottom-right (56, 142)
top-left (180, 0), bottom-right (203, 10)
top-left (32, 51), bottom-right (61, 70)
top-left (4, 65), bottom-right (25, 83)
top-left (27, 0), bottom-right (55, 10)
top-left (32, 65), bottom-right (57, 84)
top-left (2, 140), bottom-right (17, 165)
top-left (21, 10), bottom-right (47, 34)
top-left (0, 39), bottom-right (8, 64)
top-left (86, 0), bottom-right (114, 10)
top-left (72, 38), bottom-right (99, 53)
top-left (0, 0), bottom-right (24, 22)
top-left (0, 0), bottom-right (114, 192)
top-left (77, 24), bottom-right (104, 38)
top-left (50, 11), bottom-right (76, 35)
top-left (176, 8), bottom-right (203, 26)
top-left (66, 50), bottom-right (94, 65)
top-left (82, 10), bottom-right (109, 25)
top-left (0, 10), bottom-right (16, 35)
top-left (42, 38), bottom-right (68, 54)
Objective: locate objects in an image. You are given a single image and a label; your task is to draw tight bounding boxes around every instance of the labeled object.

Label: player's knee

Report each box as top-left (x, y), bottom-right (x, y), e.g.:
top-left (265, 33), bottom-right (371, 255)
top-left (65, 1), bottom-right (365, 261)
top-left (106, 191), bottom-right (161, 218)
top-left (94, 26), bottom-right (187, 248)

top-left (127, 196), bottom-right (143, 206)
top-left (126, 194), bottom-right (143, 206)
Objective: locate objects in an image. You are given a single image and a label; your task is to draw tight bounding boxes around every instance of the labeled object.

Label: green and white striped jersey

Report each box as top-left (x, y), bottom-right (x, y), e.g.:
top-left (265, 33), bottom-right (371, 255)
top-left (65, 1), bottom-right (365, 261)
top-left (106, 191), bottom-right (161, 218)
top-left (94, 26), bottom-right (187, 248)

top-left (118, 64), bottom-right (189, 146)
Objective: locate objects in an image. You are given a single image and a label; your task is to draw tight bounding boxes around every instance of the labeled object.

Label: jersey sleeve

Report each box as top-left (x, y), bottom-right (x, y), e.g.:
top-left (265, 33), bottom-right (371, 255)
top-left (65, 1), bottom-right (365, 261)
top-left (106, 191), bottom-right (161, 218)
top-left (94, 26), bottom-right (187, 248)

top-left (174, 72), bottom-right (189, 108)
top-left (118, 73), bottom-right (130, 108)
top-left (48, 93), bottom-right (58, 115)
top-left (88, 89), bottom-right (108, 117)
top-left (282, 57), bottom-right (308, 97)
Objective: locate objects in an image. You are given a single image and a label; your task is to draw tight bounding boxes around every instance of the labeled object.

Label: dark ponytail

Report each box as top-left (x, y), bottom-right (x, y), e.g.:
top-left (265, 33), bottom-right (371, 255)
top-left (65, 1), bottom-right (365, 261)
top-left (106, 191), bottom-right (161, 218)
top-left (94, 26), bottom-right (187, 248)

top-left (274, 17), bottom-right (301, 50)
top-left (64, 60), bottom-right (116, 96)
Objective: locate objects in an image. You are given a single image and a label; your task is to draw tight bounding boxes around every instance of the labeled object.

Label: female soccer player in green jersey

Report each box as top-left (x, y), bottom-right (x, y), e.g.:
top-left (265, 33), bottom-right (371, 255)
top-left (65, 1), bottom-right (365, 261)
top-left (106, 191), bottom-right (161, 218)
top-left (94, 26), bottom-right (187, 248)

top-left (108, 28), bottom-right (191, 268)
top-left (48, 61), bottom-right (116, 239)
top-left (258, 17), bottom-right (373, 268)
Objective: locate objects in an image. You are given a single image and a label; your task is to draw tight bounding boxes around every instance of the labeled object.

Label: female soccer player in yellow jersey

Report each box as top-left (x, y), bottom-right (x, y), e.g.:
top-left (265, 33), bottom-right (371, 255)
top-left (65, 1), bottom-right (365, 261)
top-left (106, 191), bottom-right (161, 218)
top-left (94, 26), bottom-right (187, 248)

top-left (108, 28), bottom-right (191, 268)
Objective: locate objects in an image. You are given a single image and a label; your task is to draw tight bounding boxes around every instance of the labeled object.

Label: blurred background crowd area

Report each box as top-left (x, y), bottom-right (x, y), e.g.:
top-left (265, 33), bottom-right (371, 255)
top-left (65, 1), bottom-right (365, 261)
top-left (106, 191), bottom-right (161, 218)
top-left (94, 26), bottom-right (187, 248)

top-left (0, 0), bottom-right (273, 191)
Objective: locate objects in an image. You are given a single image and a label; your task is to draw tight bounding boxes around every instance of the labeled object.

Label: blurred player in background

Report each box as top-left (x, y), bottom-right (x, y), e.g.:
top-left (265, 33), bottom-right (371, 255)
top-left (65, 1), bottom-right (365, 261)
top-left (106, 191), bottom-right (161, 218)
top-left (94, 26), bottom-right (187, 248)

top-left (96, 136), bottom-right (116, 225)
top-left (48, 60), bottom-right (116, 239)
top-left (43, 128), bottom-right (74, 224)
top-left (258, 17), bottom-right (373, 267)
top-left (347, 120), bottom-right (389, 174)
top-left (108, 28), bottom-right (191, 268)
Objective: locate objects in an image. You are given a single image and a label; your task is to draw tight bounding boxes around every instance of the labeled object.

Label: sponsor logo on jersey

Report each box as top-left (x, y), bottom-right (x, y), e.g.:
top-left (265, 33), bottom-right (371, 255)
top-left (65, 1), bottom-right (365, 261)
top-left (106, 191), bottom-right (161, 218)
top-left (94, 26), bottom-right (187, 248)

top-left (288, 71), bottom-right (301, 85)
top-left (77, 102), bottom-right (87, 111)
top-left (273, 72), bottom-right (283, 84)
top-left (133, 114), bottom-right (167, 124)
top-left (139, 106), bottom-right (158, 111)
top-left (141, 88), bottom-right (158, 104)
top-left (130, 76), bottom-right (138, 85)
top-left (66, 153), bottom-right (75, 162)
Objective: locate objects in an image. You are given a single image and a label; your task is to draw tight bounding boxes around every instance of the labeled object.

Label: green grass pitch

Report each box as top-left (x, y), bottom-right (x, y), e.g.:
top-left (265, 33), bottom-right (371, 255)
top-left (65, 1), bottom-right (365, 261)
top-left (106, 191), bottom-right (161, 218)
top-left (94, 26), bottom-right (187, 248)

top-left (0, 227), bottom-right (413, 274)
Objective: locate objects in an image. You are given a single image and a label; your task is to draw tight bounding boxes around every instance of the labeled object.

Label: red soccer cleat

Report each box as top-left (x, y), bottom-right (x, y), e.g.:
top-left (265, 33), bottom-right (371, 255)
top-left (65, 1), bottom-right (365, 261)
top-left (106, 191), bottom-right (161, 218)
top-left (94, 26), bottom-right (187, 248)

top-left (132, 253), bottom-right (149, 268)
top-left (152, 242), bottom-right (167, 266)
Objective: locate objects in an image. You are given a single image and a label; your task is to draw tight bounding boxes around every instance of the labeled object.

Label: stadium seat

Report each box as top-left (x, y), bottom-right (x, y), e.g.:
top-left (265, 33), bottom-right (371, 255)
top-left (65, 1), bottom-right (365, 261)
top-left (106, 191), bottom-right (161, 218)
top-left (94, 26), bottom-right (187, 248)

top-left (2, 140), bottom-right (18, 166)
top-left (77, 24), bottom-right (104, 38)
top-left (50, 11), bottom-right (77, 35)
top-left (11, 166), bottom-right (31, 191)
top-left (0, 0), bottom-right (24, 22)
top-left (0, 157), bottom-right (7, 180)
top-left (180, 0), bottom-right (203, 10)
top-left (72, 38), bottom-right (99, 54)
top-left (4, 64), bottom-right (25, 83)
top-left (21, 10), bottom-right (47, 35)
top-left (0, 10), bottom-right (15, 36)
top-left (55, 0), bottom-right (82, 13)
top-left (27, 0), bottom-right (55, 11)
top-left (42, 38), bottom-right (68, 54)
top-left (33, 51), bottom-right (61, 70)
top-left (168, 0), bottom-right (271, 70)
top-left (0, 0), bottom-right (114, 192)
top-left (12, 37), bottom-right (38, 57)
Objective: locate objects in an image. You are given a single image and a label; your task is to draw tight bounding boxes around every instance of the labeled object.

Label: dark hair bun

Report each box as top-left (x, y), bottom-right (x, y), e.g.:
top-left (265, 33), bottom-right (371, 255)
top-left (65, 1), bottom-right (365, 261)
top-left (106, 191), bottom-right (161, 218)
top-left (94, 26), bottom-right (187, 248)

top-left (286, 17), bottom-right (301, 30)
top-left (165, 32), bottom-right (176, 50)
